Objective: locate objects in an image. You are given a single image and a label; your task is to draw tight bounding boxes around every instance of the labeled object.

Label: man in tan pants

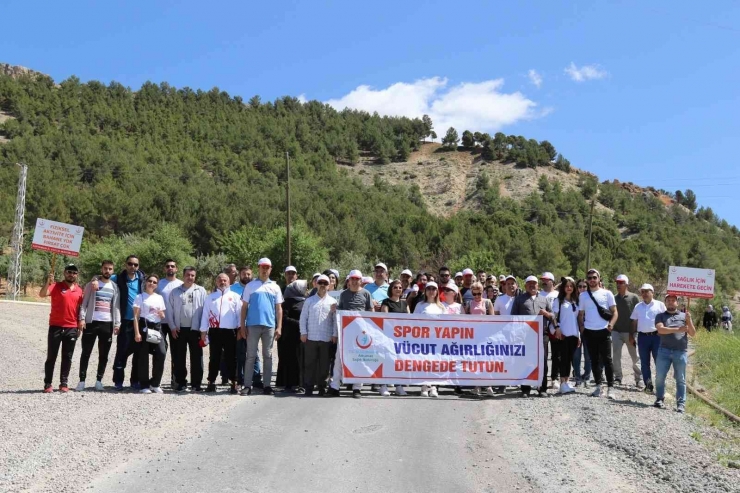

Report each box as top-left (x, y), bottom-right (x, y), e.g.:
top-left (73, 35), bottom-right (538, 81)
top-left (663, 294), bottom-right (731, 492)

top-left (612, 275), bottom-right (641, 387)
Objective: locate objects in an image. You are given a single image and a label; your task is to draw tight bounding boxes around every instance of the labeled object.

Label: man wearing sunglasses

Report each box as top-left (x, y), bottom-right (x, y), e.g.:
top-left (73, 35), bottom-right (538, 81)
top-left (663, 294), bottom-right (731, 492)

top-left (612, 274), bottom-right (641, 388)
top-left (157, 259), bottom-right (183, 389)
top-left (40, 264), bottom-right (84, 393)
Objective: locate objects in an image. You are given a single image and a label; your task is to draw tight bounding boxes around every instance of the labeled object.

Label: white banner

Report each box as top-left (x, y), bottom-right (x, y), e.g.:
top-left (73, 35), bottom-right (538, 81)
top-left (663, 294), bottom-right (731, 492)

top-left (667, 266), bottom-right (715, 299)
top-left (31, 218), bottom-right (85, 257)
top-left (338, 311), bottom-right (544, 386)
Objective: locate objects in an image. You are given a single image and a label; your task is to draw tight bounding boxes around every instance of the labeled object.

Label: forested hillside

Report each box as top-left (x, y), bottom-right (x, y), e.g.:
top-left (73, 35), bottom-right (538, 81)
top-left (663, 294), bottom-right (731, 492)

top-left (1, 71), bottom-right (740, 300)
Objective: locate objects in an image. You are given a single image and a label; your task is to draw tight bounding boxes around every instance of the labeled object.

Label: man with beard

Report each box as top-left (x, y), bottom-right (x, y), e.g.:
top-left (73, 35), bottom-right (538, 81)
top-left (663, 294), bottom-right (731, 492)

top-left (157, 259), bottom-right (183, 388)
top-left (169, 267), bottom-right (207, 391)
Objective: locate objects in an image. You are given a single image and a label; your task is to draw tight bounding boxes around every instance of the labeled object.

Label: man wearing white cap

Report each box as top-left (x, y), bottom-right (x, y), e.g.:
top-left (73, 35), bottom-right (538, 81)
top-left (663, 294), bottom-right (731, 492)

top-left (300, 275), bottom-right (337, 396)
top-left (578, 268), bottom-right (618, 399)
top-left (494, 276), bottom-right (518, 316)
top-left (630, 283), bottom-right (666, 393)
top-left (328, 269), bottom-right (373, 397)
top-left (239, 257), bottom-right (284, 396)
top-left (460, 268), bottom-right (475, 303)
top-left (400, 269), bottom-right (414, 299)
top-left (284, 266), bottom-right (298, 287)
top-left (454, 272), bottom-right (463, 288)
top-left (512, 275), bottom-right (555, 397)
top-left (612, 274), bottom-right (641, 387)
top-left (365, 263), bottom-right (390, 310)
top-left (539, 272), bottom-right (560, 390)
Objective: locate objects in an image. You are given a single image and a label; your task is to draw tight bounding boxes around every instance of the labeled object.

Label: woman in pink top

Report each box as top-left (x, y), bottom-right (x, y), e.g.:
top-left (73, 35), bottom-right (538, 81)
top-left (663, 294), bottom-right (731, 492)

top-left (464, 282), bottom-right (494, 315)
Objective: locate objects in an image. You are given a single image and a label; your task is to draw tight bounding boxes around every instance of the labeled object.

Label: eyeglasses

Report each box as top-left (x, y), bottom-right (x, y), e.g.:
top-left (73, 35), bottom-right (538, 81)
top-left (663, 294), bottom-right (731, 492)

top-left (127, 262), bottom-right (139, 267)
top-left (440, 273), bottom-right (450, 277)
top-left (587, 276), bottom-right (598, 280)
top-left (393, 286), bottom-right (403, 290)
top-left (317, 282), bottom-right (329, 286)
top-left (578, 285), bottom-right (587, 289)
top-left (472, 292), bottom-right (483, 296)
top-left (165, 264), bottom-right (176, 268)
top-left (146, 280), bottom-right (158, 284)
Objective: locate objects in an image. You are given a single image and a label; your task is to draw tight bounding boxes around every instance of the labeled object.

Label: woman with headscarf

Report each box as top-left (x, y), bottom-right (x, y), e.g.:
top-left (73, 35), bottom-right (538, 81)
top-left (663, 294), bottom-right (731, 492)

top-left (276, 280), bottom-right (307, 392)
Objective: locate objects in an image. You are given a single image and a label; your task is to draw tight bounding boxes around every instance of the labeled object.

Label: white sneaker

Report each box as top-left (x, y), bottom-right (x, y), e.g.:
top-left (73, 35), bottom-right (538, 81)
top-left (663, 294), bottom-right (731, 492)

top-left (379, 385), bottom-right (390, 396)
top-left (151, 387), bottom-right (164, 394)
top-left (139, 388), bottom-right (152, 394)
top-left (560, 382), bottom-right (575, 394)
top-left (394, 386), bottom-right (407, 396)
top-left (420, 385), bottom-right (430, 397)
top-left (471, 387), bottom-right (481, 395)
top-left (430, 386), bottom-right (439, 398)
top-left (606, 387), bottom-right (616, 400)
top-left (590, 385), bottom-right (602, 397)
top-left (75, 381), bottom-right (86, 392)
top-left (552, 380), bottom-right (560, 392)
top-left (95, 381), bottom-right (104, 391)
top-left (485, 386), bottom-right (495, 397)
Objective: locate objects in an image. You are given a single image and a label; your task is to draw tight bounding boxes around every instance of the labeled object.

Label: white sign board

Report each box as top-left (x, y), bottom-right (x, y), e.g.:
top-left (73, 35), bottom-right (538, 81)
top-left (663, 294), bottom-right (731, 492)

top-left (31, 218), bottom-right (84, 257)
top-left (667, 266), bottom-right (715, 299)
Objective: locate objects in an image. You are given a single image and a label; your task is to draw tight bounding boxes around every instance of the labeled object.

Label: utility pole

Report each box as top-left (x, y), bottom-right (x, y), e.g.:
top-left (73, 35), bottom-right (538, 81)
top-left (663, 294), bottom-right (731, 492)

top-left (6, 163), bottom-right (28, 300)
top-left (585, 196), bottom-right (595, 272)
top-left (286, 152), bottom-right (291, 265)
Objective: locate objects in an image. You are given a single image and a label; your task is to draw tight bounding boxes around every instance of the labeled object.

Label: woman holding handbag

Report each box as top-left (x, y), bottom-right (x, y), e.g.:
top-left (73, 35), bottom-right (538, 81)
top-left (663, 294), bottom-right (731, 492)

top-left (552, 277), bottom-right (580, 394)
top-left (133, 274), bottom-right (167, 394)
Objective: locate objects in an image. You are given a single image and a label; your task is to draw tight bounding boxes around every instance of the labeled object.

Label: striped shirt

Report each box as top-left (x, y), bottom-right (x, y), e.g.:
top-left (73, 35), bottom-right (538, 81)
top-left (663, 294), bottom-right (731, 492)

top-left (299, 293), bottom-right (337, 342)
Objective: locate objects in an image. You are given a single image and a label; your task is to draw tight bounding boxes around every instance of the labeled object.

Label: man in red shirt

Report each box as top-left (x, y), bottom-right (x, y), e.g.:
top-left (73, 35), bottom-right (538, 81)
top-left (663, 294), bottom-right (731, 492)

top-left (40, 264), bottom-right (84, 393)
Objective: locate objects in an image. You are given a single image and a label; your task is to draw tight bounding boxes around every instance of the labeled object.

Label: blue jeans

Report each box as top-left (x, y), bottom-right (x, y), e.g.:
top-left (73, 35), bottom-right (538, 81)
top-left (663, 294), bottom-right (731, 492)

top-left (112, 320), bottom-right (139, 386)
top-left (655, 347), bottom-right (688, 405)
top-left (638, 332), bottom-right (660, 384)
top-left (572, 343), bottom-right (592, 382)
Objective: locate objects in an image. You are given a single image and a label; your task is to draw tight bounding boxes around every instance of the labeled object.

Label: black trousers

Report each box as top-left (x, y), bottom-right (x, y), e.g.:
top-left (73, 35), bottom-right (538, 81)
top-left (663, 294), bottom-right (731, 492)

top-left (136, 321), bottom-right (167, 389)
top-left (173, 327), bottom-right (204, 387)
top-left (521, 336), bottom-right (549, 394)
top-left (558, 336), bottom-right (580, 379)
top-left (44, 326), bottom-right (79, 385)
top-left (162, 324), bottom-right (177, 385)
top-left (584, 328), bottom-right (614, 387)
top-left (79, 321), bottom-right (113, 382)
top-left (208, 328), bottom-right (237, 383)
top-left (550, 337), bottom-right (561, 380)
top-left (303, 340), bottom-right (332, 388)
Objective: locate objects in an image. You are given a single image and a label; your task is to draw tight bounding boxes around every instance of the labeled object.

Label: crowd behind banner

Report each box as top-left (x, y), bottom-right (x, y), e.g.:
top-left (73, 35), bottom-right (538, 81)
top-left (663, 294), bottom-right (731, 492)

top-left (41, 256), bottom-right (718, 410)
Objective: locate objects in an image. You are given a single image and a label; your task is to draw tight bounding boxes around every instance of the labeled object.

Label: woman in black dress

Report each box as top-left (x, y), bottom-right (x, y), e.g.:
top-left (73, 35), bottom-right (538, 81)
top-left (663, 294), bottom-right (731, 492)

top-left (380, 280), bottom-right (409, 396)
top-left (276, 280), bottom-right (307, 392)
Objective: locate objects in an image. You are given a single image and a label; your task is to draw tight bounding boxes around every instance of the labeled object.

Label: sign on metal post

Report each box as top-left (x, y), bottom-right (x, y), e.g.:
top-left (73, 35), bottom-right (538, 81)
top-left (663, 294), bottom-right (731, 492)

top-left (31, 218), bottom-right (84, 257)
top-left (666, 266), bottom-right (715, 299)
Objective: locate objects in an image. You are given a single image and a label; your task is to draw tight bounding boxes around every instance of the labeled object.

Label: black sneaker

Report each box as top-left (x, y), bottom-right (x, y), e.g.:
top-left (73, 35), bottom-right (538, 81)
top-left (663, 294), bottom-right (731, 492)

top-left (352, 389), bottom-right (362, 399)
top-left (537, 391), bottom-right (551, 398)
top-left (614, 378), bottom-right (622, 385)
top-left (327, 388), bottom-right (340, 397)
top-left (229, 384), bottom-right (238, 395)
top-left (192, 386), bottom-right (203, 392)
top-left (654, 399), bottom-right (665, 409)
top-left (220, 377), bottom-right (229, 386)
top-left (205, 383), bottom-right (217, 393)
top-left (318, 387), bottom-right (326, 397)
top-left (303, 385), bottom-right (315, 396)
top-left (253, 380), bottom-right (264, 389)
top-left (263, 386), bottom-right (274, 395)
top-left (295, 387), bottom-right (306, 394)
top-left (176, 384), bottom-right (188, 392)
top-left (454, 386), bottom-right (463, 395)
top-left (240, 386), bottom-right (252, 396)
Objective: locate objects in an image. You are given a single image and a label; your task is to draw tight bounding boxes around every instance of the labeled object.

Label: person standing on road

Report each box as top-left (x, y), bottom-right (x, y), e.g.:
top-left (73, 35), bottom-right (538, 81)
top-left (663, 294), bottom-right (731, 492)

top-left (414, 281), bottom-right (445, 398)
top-left (229, 266), bottom-right (259, 388)
top-left (299, 275), bottom-right (337, 396)
top-left (77, 260), bottom-right (120, 391)
top-left (168, 267), bottom-right (207, 392)
top-left (132, 275), bottom-right (167, 394)
top-left (284, 266), bottom-right (298, 287)
top-left (204, 273), bottom-right (242, 394)
top-left (539, 272), bottom-right (560, 391)
top-left (654, 294), bottom-right (696, 412)
top-left (511, 276), bottom-right (555, 398)
top-left (572, 280), bottom-right (593, 387)
top-left (380, 279), bottom-right (410, 396)
top-left (460, 269), bottom-right (475, 304)
top-left (552, 277), bottom-right (580, 394)
top-left (454, 272), bottom-right (463, 288)
top-left (702, 305), bottom-right (717, 331)
top-left (630, 284), bottom-right (666, 394)
top-left (157, 259), bottom-right (183, 389)
top-left (41, 264), bottom-right (84, 393)
top-left (721, 306), bottom-right (733, 332)
top-left (365, 262), bottom-right (390, 311)
top-left (578, 269), bottom-right (618, 400)
top-left (464, 281), bottom-right (494, 397)
top-left (276, 280), bottom-right (307, 393)
top-left (239, 258), bottom-right (283, 396)
top-left (494, 276), bottom-right (517, 316)
top-left (612, 274), bottom-right (641, 387)
top-left (400, 269), bottom-right (414, 299)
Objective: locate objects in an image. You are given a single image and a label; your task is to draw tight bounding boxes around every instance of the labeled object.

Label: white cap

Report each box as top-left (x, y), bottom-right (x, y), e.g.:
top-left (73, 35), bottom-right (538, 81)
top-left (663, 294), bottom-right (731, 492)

top-left (639, 283), bottom-right (654, 291)
top-left (525, 275), bottom-right (538, 283)
top-left (540, 272), bottom-right (555, 281)
top-left (285, 265), bottom-right (297, 273)
top-left (587, 268), bottom-right (600, 277)
top-left (615, 274), bottom-right (629, 283)
top-left (312, 272), bottom-right (321, 279)
top-left (329, 269), bottom-right (339, 279)
top-left (257, 257), bottom-right (272, 267)
top-left (499, 275), bottom-right (506, 281)
top-left (454, 272), bottom-right (463, 278)
top-left (401, 269), bottom-right (413, 277)
top-left (361, 276), bottom-right (373, 284)
top-left (462, 268), bottom-right (474, 276)
top-left (505, 275), bottom-right (517, 281)
top-left (426, 281), bottom-right (438, 289)
top-left (348, 269), bottom-right (363, 279)
top-left (375, 262), bottom-right (388, 272)
top-left (445, 280), bottom-right (459, 293)
top-left (317, 274), bottom-right (330, 284)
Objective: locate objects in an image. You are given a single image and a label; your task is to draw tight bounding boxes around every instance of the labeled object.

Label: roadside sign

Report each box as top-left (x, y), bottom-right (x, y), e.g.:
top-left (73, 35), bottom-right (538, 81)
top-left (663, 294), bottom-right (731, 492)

top-left (31, 218), bottom-right (84, 257)
top-left (667, 266), bottom-right (715, 299)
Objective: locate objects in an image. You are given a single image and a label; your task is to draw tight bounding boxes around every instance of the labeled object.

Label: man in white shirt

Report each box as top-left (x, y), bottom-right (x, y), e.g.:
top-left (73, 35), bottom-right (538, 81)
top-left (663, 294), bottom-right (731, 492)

top-left (494, 276), bottom-right (518, 315)
top-left (630, 283), bottom-right (666, 394)
top-left (578, 268), bottom-right (618, 400)
top-left (300, 275), bottom-right (337, 396)
top-left (539, 271), bottom-right (559, 390)
top-left (157, 259), bottom-right (183, 388)
top-left (201, 273), bottom-right (242, 394)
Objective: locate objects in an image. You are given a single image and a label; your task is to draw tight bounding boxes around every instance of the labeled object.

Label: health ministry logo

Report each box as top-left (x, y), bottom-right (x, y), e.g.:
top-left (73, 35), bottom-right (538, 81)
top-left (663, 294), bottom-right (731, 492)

top-left (355, 330), bottom-right (373, 349)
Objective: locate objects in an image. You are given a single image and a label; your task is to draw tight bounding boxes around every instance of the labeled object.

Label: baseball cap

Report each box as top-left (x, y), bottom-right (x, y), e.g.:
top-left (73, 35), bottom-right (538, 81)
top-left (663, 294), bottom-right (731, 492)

top-left (425, 281), bottom-right (438, 289)
top-left (639, 283), bottom-right (654, 292)
top-left (401, 269), bottom-right (413, 277)
top-left (525, 275), bottom-right (538, 283)
top-left (454, 272), bottom-right (463, 278)
top-left (316, 274), bottom-right (330, 284)
top-left (361, 276), bottom-right (373, 284)
top-left (462, 268), bottom-right (474, 276)
top-left (375, 262), bottom-right (388, 272)
top-left (665, 293), bottom-right (678, 300)
top-left (329, 269), bottom-right (339, 280)
top-left (64, 264), bottom-right (78, 272)
top-left (348, 269), bottom-right (363, 279)
top-left (615, 274), bottom-right (629, 284)
top-left (498, 275), bottom-right (506, 281)
top-left (587, 268), bottom-right (600, 277)
top-left (444, 281), bottom-right (459, 293)
top-left (487, 274), bottom-right (495, 281)
top-left (284, 265), bottom-right (297, 273)
top-left (312, 272), bottom-right (321, 280)
top-left (257, 258), bottom-right (272, 267)
top-left (540, 272), bottom-right (555, 281)
top-left (505, 275), bottom-right (517, 282)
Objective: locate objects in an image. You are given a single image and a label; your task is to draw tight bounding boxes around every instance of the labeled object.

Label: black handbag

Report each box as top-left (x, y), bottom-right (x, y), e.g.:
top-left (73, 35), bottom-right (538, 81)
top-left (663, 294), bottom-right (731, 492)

top-left (587, 289), bottom-right (613, 321)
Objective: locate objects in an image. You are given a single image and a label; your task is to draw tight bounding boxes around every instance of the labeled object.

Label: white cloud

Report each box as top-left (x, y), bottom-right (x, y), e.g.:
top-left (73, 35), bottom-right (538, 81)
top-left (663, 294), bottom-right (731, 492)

top-left (528, 69), bottom-right (543, 88)
top-left (323, 77), bottom-right (544, 137)
top-left (564, 62), bottom-right (608, 82)
top-left (296, 93), bottom-right (307, 103)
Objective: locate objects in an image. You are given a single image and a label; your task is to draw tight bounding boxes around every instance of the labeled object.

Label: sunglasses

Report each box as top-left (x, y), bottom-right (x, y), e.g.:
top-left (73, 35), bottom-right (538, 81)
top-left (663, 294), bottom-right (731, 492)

top-left (146, 280), bottom-right (158, 284)
top-left (166, 264), bottom-right (176, 268)
top-left (440, 273), bottom-right (450, 277)
top-left (472, 292), bottom-right (482, 296)
top-left (127, 262), bottom-right (139, 267)
top-left (317, 282), bottom-right (329, 286)
top-left (393, 285), bottom-right (403, 289)
top-left (578, 285), bottom-right (587, 289)
top-left (587, 276), bottom-right (598, 280)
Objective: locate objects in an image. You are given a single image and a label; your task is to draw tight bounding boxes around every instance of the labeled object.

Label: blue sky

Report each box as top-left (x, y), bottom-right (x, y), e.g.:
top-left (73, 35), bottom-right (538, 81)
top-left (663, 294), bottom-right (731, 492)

top-left (3, 0), bottom-right (739, 226)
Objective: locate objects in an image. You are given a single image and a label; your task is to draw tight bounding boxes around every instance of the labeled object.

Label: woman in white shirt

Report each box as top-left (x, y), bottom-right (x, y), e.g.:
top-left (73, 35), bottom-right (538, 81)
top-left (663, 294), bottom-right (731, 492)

top-left (441, 281), bottom-right (463, 314)
top-left (551, 277), bottom-right (580, 394)
top-left (133, 274), bottom-right (167, 394)
top-left (413, 282), bottom-right (444, 398)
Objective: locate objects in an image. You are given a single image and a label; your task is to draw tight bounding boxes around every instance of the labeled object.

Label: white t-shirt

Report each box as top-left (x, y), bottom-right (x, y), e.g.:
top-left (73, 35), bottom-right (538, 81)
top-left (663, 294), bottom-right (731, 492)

top-left (414, 302), bottom-right (445, 315)
top-left (552, 298), bottom-right (580, 338)
top-left (443, 302), bottom-right (462, 315)
top-left (157, 277), bottom-right (183, 318)
top-left (133, 292), bottom-right (166, 323)
top-left (494, 294), bottom-right (514, 315)
top-left (578, 289), bottom-right (616, 330)
top-left (630, 300), bottom-right (666, 333)
top-left (539, 290), bottom-right (559, 302)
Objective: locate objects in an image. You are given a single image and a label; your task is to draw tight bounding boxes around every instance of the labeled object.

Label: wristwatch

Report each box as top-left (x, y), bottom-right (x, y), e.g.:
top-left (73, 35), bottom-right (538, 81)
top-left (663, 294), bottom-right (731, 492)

top-left (607, 324), bottom-right (612, 330)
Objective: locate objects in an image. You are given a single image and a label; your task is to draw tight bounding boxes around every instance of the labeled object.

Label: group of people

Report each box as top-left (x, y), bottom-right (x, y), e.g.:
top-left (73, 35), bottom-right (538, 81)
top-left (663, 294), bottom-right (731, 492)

top-left (702, 304), bottom-right (734, 332)
top-left (41, 257), bottom-right (699, 411)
